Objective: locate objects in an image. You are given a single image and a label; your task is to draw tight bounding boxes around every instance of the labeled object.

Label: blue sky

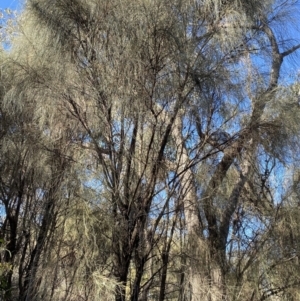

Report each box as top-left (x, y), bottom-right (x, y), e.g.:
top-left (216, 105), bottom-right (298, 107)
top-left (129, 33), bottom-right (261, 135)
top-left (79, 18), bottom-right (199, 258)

top-left (0, 0), bottom-right (23, 11)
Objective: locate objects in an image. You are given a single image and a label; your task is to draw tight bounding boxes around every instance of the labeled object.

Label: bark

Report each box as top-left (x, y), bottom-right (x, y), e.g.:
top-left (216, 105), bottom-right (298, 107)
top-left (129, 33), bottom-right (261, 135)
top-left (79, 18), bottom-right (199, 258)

top-left (172, 113), bottom-right (212, 301)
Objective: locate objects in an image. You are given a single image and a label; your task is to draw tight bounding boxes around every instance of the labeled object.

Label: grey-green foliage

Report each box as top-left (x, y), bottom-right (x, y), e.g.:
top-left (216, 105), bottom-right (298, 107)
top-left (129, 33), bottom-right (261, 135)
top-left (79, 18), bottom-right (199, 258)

top-left (1, 0), bottom-right (300, 301)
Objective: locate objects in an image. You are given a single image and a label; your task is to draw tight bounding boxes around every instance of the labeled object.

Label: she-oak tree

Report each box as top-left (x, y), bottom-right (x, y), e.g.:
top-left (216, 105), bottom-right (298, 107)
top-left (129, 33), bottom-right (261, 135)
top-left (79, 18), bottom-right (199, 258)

top-left (1, 0), bottom-right (300, 300)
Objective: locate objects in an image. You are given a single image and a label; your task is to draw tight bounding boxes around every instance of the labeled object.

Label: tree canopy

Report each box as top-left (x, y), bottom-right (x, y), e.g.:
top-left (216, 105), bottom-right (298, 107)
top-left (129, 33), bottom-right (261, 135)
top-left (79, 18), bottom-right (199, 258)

top-left (0, 0), bottom-right (300, 300)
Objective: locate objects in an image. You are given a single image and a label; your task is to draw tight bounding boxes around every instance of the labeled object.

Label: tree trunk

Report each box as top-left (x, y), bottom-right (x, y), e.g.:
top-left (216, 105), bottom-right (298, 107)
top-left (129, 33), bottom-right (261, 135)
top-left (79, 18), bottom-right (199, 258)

top-left (172, 114), bottom-right (222, 301)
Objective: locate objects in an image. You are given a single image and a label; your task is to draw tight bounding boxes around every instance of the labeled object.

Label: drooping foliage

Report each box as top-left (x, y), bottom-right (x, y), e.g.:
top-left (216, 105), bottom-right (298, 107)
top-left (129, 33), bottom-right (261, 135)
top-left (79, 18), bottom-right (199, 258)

top-left (0, 0), bottom-right (300, 301)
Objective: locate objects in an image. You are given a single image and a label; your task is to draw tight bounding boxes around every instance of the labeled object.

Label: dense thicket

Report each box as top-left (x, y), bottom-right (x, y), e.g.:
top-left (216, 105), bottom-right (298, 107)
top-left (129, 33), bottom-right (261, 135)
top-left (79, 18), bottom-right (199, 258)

top-left (0, 0), bottom-right (300, 300)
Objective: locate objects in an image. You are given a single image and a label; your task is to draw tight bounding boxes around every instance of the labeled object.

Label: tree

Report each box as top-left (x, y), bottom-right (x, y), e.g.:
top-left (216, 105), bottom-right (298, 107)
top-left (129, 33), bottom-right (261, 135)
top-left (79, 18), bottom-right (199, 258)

top-left (0, 0), bottom-right (300, 300)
